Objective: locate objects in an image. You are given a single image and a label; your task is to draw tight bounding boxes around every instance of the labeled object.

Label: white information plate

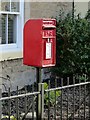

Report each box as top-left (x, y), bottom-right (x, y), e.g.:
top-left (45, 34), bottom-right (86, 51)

top-left (46, 42), bottom-right (52, 59)
top-left (0, 37), bottom-right (1, 44)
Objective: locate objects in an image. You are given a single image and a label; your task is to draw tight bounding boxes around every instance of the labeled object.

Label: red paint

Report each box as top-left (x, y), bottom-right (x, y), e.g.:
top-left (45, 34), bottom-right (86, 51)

top-left (23, 19), bottom-right (56, 67)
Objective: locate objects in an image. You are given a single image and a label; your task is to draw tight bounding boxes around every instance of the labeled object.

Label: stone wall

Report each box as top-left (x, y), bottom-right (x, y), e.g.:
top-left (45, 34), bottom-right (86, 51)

top-left (1, 59), bottom-right (36, 92)
top-left (0, 59), bottom-right (50, 92)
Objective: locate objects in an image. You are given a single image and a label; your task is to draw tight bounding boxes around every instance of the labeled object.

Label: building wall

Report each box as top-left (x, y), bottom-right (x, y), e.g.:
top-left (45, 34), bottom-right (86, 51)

top-left (75, 2), bottom-right (89, 17)
top-left (0, 15), bottom-right (1, 44)
top-left (24, 2), bottom-right (30, 23)
top-left (0, 2), bottom-right (72, 92)
top-left (30, 2), bottom-right (72, 18)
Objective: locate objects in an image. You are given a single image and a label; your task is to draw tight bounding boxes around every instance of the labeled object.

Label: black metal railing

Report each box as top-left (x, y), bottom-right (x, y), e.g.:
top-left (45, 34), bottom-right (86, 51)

top-left (0, 75), bottom-right (90, 120)
top-left (45, 79), bottom-right (90, 119)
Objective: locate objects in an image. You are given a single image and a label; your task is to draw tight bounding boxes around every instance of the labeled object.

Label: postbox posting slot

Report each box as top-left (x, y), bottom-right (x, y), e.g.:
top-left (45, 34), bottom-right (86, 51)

top-left (42, 24), bottom-right (56, 29)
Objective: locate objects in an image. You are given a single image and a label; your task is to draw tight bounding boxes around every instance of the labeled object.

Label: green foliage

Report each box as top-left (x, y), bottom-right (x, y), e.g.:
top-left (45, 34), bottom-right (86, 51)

top-left (2, 115), bottom-right (17, 120)
top-left (44, 82), bottom-right (61, 106)
top-left (76, 73), bottom-right (88, 82)
top-left (52, 11), bottom-right (90, 76)
top-left (85, 9), bottom-right (90, 19)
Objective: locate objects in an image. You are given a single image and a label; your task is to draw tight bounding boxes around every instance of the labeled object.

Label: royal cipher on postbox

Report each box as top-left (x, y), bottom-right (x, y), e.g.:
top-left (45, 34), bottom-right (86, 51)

top-left (23, 19), bottom-right (56, 67)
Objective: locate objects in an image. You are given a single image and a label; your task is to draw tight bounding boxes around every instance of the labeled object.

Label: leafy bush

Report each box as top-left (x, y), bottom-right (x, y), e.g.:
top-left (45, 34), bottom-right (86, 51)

top-left (52, 10), bottom-right (90, 77)
top-left (44, 82), bottom-right (61, 107)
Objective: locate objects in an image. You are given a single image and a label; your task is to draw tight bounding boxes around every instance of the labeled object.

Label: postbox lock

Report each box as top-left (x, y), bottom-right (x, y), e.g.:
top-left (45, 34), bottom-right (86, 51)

top-left (47, 38), bottom-right (50, 42)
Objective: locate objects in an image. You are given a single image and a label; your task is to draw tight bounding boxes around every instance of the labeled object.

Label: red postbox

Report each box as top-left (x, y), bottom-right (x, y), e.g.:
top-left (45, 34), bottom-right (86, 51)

top-left (23, 19), bottom-right (56, 67)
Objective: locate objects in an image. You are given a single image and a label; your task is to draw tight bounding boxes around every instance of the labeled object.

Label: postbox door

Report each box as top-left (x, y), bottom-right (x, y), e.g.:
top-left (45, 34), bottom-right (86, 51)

top-left (42, 25), bottom-right (56, 66)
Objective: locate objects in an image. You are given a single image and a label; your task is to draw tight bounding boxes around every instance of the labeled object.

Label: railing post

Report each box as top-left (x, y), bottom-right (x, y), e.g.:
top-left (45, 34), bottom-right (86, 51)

top-left (38, 83), bottom-right (44, 120)
top-left (0, 88), bottom-right (2, 120)
top-left (36, 67), bottom-right (41, 120)
top-left (88, 82), bottom-right (90, 119)
top-left (41, 83), bottom-right (44, 119)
